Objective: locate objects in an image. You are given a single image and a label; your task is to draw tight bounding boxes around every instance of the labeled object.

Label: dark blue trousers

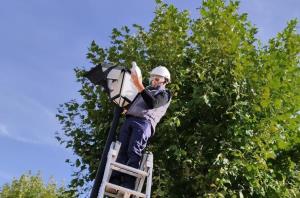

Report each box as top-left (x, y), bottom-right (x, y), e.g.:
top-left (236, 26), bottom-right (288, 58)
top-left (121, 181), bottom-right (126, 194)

top-left (110, 116), bottom-right (152, 189)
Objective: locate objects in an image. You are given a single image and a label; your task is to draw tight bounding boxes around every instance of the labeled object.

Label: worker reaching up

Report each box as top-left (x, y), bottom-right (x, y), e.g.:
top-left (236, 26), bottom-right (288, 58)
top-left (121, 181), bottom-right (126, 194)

top-left (109, 64), bottom-right (172, 192)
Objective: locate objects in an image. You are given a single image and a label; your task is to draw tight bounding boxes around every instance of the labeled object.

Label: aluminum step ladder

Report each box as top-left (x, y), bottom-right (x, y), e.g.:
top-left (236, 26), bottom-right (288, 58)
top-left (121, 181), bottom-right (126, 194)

top-left (98, 141), bottom-right (153, 198)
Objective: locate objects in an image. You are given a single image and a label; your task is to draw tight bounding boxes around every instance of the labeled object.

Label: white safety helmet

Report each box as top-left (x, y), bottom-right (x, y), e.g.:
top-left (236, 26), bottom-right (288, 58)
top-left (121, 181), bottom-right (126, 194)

top-left (149, 66), bottom-right (171, 83)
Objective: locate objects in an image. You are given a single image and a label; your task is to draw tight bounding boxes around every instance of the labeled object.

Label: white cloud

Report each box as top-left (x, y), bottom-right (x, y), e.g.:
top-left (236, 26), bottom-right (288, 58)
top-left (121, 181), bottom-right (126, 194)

top-left (0, 122), bottom-right (46, 145)
top-left (0, 93), bottom-right (61, 146)
top-left (0, 123), bottom-right (9, 136)
top-left (21, 95), bottom-right (56, 120)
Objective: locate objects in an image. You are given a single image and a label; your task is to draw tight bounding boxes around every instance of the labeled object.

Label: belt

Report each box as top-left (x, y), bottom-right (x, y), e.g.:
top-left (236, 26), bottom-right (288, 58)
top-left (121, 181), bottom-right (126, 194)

top-left (126, 115), bottom-right (150, 122)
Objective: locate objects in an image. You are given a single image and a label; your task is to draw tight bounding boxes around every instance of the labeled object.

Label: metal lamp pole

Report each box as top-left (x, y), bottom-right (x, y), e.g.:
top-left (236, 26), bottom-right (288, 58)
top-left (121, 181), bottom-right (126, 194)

top-left (89, 106), bottom-right (122, 198)
top-left (85, 63), bottom-right (135, 198)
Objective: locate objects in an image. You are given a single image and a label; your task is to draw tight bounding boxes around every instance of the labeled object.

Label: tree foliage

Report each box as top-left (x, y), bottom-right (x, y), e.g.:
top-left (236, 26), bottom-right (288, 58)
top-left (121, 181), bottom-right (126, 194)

top-left (0, 172), bottom-right (73, 198)
top-left (56, 0), bottom-right (300, 197)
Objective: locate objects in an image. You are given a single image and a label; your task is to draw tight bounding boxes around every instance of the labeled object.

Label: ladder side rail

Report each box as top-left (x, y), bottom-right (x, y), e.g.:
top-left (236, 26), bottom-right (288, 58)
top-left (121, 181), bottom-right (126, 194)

top-left (136, 175), bottom-right (146, 195)
top-left (106, 141), bottom-right (121, 182)
top-left (98, 142), bottom-right (116, 198)
top-left (135, 153), bottom-right (148, 194)
top-left (145, 153), bottom-right (153, 198)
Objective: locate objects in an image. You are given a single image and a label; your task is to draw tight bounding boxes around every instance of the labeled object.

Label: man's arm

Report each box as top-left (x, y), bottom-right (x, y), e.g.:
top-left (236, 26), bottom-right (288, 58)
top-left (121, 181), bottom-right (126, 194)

top-left (140, 89), bottom-right (171, 108)
top-left (131, 70), bottom-right (170, 108)
top-left (131, 71), bottom-right (145, 92)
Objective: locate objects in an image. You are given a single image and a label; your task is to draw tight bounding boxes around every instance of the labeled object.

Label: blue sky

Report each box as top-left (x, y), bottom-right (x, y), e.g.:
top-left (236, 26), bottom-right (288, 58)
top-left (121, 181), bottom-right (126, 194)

top-left (0, 0), bottom-right (299, 190)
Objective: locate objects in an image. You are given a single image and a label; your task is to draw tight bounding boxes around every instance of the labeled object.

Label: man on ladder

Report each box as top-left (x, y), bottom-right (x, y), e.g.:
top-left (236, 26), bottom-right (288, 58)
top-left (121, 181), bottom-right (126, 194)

top-left (107, 65), bottom-right (172, 195)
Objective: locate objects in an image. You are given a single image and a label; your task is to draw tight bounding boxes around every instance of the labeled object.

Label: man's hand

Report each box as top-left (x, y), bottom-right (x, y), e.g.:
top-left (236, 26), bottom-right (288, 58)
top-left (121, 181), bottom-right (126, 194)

top-left (122, 108), bottom-right (128, 115)
top-left (131, 71), bottom-right (144, 92)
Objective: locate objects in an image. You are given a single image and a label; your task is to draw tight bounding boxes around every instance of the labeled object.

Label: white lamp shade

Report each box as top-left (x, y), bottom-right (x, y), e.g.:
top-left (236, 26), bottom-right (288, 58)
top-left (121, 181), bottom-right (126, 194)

top-left (105, 67), bottom-right (139, 107)
top-left (85, 63), bottom-right (140, 108)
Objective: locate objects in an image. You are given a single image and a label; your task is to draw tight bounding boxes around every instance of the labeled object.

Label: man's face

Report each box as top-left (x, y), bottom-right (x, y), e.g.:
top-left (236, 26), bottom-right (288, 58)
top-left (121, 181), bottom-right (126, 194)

top-left (150, 75), bottom-right (165, 88)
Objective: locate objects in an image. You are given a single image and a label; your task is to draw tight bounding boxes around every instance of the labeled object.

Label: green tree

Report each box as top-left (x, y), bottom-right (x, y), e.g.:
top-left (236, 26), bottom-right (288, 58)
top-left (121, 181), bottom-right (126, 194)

top-left (56, 0), bottom-right (300, 197)
top-left (0, 172), bottom-right (74, 198)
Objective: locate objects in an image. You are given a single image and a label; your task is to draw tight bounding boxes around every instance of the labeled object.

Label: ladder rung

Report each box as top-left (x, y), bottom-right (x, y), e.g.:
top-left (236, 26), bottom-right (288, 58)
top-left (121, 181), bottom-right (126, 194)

top-left (111, 162), bottom-right (148, 177)
top-left (105, 183), bottom-right (146, 198)
top-left (111, 166), bottom-right (143, 178)
top-left (104, 192), bottom-right (119, 198)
